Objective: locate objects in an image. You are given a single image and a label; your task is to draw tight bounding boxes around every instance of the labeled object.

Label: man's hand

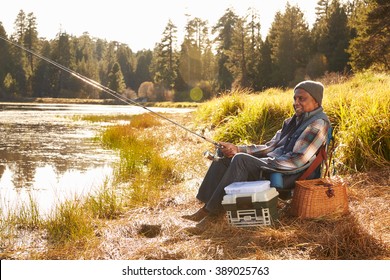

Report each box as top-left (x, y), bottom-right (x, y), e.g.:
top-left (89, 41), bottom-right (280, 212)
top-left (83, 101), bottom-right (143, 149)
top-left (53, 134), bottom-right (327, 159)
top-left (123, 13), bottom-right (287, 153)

top-left (219, 142), bottom-right (238, 158)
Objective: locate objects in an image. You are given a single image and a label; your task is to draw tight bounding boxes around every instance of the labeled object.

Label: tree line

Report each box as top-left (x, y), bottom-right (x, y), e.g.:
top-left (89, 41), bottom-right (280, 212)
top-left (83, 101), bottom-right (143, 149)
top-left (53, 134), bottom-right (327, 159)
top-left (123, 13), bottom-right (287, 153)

top-left (0, 0), bottom-right (388, 102)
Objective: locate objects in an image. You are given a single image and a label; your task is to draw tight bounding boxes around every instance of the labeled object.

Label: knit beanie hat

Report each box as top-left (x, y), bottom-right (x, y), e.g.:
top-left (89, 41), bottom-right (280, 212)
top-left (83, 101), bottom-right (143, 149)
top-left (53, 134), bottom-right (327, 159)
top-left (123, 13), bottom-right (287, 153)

top-left (294, 80), bottom-right (324, 105)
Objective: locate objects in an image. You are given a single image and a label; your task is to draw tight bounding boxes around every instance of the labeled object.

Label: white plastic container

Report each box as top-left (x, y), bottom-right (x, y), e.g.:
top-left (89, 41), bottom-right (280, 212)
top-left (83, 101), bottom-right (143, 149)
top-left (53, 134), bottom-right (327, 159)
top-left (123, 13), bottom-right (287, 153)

top-left (222, 187), bottom-right (279, 204)
top-left (222, 188), bottom-right (279, 227)
top-left (224, 180), bottom-right (270, 195)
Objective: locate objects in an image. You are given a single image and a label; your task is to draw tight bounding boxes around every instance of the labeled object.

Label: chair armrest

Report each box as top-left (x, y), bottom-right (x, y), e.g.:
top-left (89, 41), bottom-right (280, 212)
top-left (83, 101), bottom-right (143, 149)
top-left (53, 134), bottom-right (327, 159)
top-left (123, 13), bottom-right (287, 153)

top-left (260, 155), bottom-right (316, 175)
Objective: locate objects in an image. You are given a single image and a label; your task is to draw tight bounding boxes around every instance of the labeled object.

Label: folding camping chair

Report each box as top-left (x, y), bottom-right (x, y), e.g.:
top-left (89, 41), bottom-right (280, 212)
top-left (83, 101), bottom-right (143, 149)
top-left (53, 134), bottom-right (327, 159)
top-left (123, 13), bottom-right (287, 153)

top-left (259, 127), bottom-right (334, 199)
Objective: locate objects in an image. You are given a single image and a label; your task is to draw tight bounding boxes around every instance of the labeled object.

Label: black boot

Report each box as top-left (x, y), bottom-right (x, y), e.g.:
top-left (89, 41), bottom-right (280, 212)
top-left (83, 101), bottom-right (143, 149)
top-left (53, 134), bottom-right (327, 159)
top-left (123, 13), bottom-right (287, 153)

top-left (182, 206), bottom-right (209, 222)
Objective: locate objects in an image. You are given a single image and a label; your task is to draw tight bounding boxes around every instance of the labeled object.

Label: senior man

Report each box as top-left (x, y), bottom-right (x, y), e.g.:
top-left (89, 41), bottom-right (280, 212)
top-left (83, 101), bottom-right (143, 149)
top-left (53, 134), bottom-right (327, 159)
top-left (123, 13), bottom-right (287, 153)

top-left (183, 80), bottom-right (331, 229)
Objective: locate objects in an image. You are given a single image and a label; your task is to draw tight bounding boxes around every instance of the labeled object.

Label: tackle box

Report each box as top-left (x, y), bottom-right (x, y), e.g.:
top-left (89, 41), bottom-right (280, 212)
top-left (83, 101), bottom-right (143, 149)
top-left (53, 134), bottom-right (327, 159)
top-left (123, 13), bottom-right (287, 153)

top-left (222, 187), bottom-right (279, 227)
top-left (224, 180), bottom-right (270, 194)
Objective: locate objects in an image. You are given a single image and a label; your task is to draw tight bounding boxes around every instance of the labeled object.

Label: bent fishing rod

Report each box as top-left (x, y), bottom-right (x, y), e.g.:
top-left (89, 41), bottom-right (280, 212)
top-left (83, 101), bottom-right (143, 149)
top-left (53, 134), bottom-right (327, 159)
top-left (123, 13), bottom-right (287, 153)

top-left (0, 35), bottom-right (224, 154)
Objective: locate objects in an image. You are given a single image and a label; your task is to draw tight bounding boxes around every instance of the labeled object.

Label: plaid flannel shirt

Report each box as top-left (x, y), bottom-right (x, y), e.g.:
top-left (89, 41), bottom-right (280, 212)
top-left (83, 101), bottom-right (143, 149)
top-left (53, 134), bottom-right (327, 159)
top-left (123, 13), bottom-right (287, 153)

top-left (237, 118), bottom-right (329, 170)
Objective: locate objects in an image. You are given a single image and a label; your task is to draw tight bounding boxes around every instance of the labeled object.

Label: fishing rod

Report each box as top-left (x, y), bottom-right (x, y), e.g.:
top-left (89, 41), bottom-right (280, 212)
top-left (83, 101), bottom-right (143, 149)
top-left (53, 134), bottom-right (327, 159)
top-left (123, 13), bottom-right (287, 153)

top-left (0, 35), bottom-right (224, 158)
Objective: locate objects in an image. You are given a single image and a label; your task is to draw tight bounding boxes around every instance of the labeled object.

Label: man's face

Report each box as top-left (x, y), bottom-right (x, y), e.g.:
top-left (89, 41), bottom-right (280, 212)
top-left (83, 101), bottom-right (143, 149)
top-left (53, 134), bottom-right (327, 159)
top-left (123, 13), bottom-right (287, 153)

top-left (293, 88), bottom-right (319, 116)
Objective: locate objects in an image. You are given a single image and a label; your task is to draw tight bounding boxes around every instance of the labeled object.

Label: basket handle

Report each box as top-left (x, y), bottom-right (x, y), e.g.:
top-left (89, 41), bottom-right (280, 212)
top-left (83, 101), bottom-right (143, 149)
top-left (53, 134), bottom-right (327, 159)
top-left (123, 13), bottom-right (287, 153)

top-left (315, 182), bottom-right (335, 198)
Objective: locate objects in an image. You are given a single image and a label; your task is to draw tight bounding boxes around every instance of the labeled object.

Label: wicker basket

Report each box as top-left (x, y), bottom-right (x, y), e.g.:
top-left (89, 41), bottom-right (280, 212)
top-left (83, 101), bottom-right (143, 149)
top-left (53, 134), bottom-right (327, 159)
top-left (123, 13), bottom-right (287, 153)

top-left (290, 178), bottom-right (348, 218)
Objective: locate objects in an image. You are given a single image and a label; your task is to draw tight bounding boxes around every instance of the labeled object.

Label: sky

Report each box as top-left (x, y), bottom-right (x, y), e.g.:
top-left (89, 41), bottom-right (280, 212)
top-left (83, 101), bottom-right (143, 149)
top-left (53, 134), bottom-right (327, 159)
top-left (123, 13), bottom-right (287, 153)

top-left (1, 0), bottom-right (319, 52)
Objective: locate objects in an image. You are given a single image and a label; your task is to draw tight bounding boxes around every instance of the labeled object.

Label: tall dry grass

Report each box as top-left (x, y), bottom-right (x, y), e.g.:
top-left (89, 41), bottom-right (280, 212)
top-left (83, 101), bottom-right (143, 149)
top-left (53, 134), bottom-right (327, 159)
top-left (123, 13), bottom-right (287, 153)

top-left (85, 181), bottom-right (123, 220)
top-left (45, 198), bottom-right (96, 244)
top-left (99, 113), bottom-right (181, 208)
top-left (324, 72), bottom-right (390, 171)
top-left (195, 71), bottom-right (389, 172)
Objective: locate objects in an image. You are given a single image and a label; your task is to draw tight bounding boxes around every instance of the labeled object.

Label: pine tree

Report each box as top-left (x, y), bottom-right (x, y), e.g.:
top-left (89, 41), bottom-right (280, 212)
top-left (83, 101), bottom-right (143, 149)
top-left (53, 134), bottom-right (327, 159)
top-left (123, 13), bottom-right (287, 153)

top-left (245, 8), bottom-right (263, 90)
top-left (116, 44), bottom-right (135, 90)
top-left (177, 17), bottom-right (207, 90)
top-left (200, 38), bottom-right (216, 87)
top-left (50, 32), bottom-right (73, 97)
top-left (32, 41), bottom-right (52, 97)
top-left (348, 0), bottom-right (390, 71)
top-left (257, 38), bottom-right (273, 89)
top-left (227, 16), bottom-right (250, 88)
top-left (11, 10), bottom-right (28, 95)
top-left (107, 62), bottom-right (126, 94)
top-left (315, 0), bottom-right (332, 21)
top-left (134, 50), bottom-right (153, 92)
top-left (327, 1), bottom-right (351, 72)
top-left (24, 12), bottom-right (39, 74)
top-left (151, 20), bottom-right (178, 91)
top-left (313, 0), bottom-right (351, 73)
top-left (73, 33), bottom-right (100, 97)
top-left (213, 8), bottom-right (238, 91)
top-left (0, 23), bottom-right (12, 97)
top-left (100, 41), bottom-right (117, 92)
top-left (268, 4), bottom-right (311, 86)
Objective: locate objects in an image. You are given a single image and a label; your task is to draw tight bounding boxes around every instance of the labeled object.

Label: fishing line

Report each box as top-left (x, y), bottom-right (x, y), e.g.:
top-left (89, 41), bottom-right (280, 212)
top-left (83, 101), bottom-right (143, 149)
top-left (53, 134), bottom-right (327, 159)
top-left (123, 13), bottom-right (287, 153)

top-left (0, 35), bottom-right (222, 149)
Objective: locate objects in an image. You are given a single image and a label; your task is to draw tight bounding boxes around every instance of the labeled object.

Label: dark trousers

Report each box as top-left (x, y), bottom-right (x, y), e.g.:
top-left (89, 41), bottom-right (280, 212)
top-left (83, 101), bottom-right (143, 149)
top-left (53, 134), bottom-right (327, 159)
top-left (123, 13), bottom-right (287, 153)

top-left (196, 153), bottom-right (271, 214)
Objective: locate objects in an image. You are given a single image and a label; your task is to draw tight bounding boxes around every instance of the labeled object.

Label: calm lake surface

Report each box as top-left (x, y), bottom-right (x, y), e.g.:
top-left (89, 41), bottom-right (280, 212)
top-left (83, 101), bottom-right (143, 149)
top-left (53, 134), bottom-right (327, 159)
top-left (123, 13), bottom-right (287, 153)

top-left (0, 102), bottom-right (192, 215)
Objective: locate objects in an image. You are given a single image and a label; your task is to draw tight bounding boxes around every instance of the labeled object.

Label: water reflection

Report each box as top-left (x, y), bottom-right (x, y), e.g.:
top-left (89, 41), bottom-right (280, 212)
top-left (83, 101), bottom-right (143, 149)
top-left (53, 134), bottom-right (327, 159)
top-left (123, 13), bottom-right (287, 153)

top-left (0, 102), bottom-right (192, 214)
top-left (0, 104), bottom-right (117, 187)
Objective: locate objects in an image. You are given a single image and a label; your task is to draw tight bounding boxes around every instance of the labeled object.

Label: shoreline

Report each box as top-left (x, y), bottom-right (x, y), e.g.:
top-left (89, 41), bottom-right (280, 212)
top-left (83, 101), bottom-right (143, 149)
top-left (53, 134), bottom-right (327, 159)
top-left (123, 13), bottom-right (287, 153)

top-left (0, 97), bottom-right (119, 105)
top-left (0, 97), bottom-right (200, 108)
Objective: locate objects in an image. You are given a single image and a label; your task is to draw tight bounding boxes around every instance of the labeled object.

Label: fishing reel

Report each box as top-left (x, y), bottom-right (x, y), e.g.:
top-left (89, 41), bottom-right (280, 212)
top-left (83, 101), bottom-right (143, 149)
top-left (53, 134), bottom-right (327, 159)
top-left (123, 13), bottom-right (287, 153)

top-left (203, 146), bottom-right (225, 161)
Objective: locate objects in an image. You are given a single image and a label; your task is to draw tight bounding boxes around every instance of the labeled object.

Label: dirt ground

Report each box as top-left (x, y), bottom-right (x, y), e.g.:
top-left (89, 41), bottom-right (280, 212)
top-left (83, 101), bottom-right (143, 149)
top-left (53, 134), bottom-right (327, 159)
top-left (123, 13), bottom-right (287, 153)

top-left (82, 113), bottom-right (390, 260)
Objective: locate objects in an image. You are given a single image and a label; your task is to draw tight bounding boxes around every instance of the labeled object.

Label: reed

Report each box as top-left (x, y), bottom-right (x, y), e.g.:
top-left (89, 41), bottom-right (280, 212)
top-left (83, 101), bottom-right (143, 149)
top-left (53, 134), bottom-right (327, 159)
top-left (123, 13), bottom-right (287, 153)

top-left (128, 113), bottom-right (161, 128)
top-left (45, 198), bottom-right (95, 244)
top-left (99, 113), bottom-right (180, 207)
top-left (143, 101), bottom-right (199, 108)
top-left (12, 194), bottom-right (42, 230)
top-left (85, 181), bottom-right (123, 219)
top-left (76, 112), bottom-right (162, 126)
top-left (128, 155), bottom-right (178, 207)
top-left (75, 114), bottom-right (133, 123)
top-left (0, 192), bottom-right (42, 230)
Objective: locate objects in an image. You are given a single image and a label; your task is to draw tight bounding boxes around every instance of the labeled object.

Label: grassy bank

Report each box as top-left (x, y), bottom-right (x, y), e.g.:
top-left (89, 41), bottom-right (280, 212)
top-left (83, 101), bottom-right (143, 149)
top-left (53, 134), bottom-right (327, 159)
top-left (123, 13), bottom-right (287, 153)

top-left (195, 71), bottom-right (390, 173)
top-left (0, 72), bottom-right (389, 260)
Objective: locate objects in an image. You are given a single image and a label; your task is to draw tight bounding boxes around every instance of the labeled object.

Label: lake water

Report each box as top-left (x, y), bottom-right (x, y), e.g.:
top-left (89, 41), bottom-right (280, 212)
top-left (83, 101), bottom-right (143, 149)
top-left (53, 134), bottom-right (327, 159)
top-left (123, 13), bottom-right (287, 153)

top-left (0, 102), bottom-right (192, 215)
